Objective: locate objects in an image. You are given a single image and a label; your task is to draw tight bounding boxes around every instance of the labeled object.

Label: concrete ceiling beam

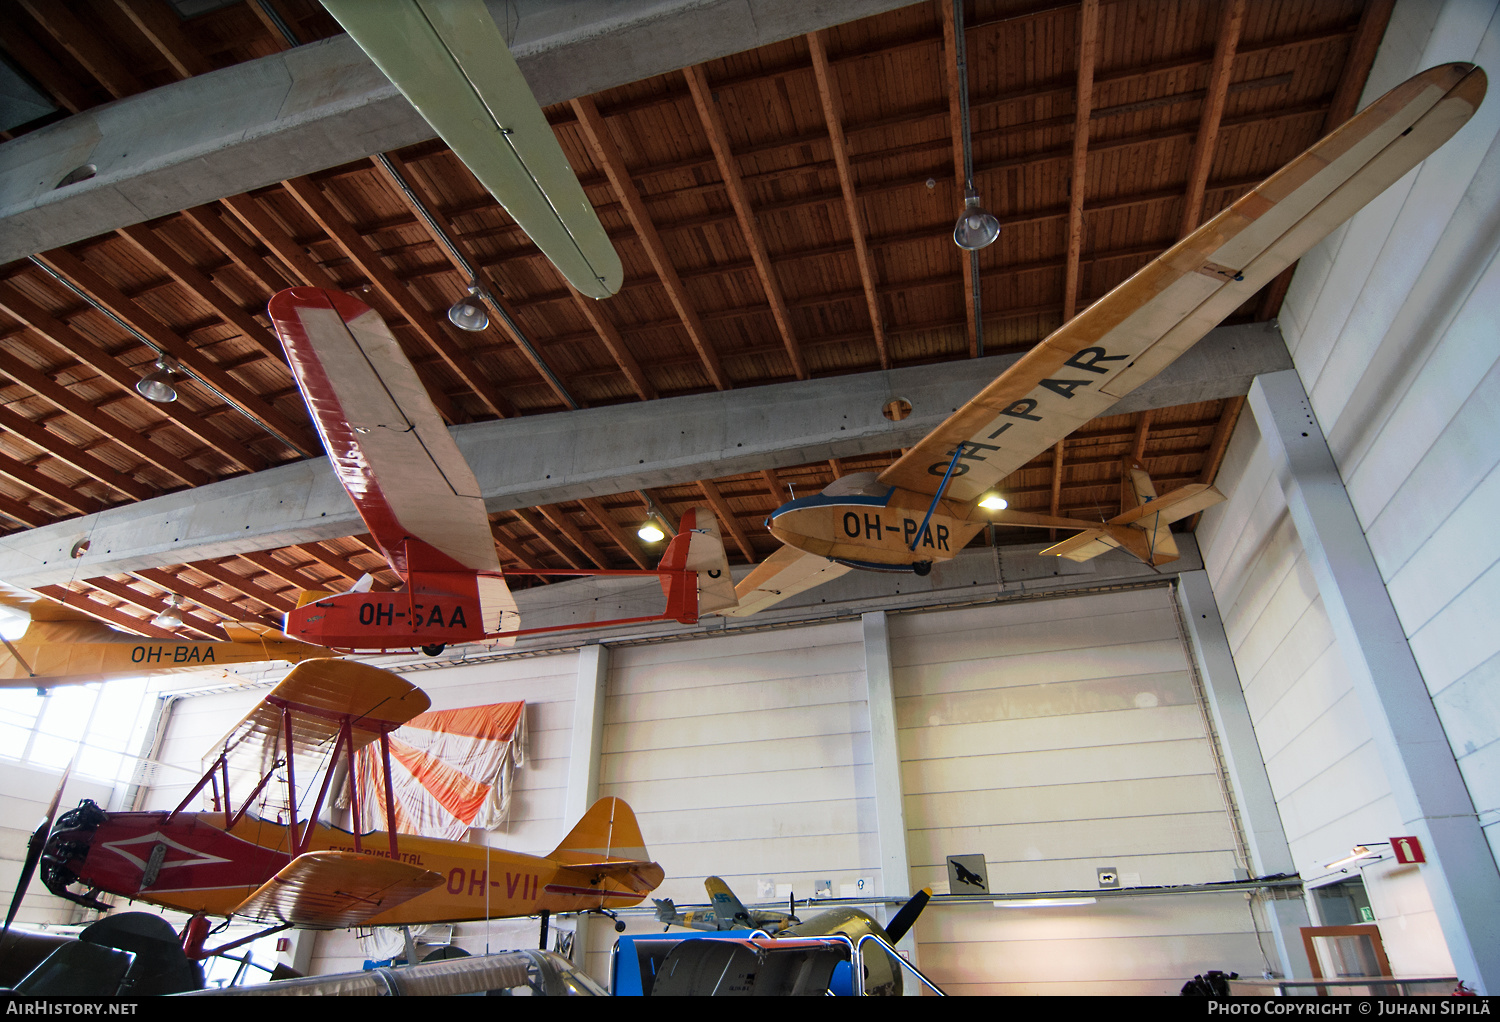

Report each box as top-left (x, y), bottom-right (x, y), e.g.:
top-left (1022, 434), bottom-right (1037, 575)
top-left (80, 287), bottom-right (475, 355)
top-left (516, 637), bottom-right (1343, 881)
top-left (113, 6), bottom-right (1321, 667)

top-left (0, 0), bottom-right (917, 265)
top-left (0, 322), bottom-right (1288, 588)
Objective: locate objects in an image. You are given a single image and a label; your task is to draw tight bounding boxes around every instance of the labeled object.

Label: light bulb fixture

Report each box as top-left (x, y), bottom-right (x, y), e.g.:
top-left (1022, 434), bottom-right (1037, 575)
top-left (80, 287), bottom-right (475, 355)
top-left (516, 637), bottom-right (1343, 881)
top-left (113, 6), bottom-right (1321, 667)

top-left (447, 286), bottom-right (489, 332)
top-left (135, 356), bottom-right (182, 404)
top-left (637, 515), bottom-right (666, 543)
top-left (1325, 844), bottom-right (1385, 870)
top-left (993, 898), bottom-right (1097, 908)
top-left (954, 186), bottom-right (1001, 251)
top-left (151, 594), bottom-right (185, 630)
top-left (978, 491), bottom-right (1008, 510)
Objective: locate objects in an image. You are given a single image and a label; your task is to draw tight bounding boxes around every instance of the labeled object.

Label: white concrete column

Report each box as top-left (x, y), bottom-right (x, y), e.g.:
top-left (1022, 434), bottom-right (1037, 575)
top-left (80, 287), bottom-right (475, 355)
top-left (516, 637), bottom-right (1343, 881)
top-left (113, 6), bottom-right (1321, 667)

top-left (563, 643), bottom-right (610, 822)
top-left (1176, 570), bottom-right (1313, 979)
top-left (562, 642), bottom-right (610, 958)
top-left (861, 611), bottom-right (923, 990)
top-left (1248, 369), bottom-right (1500, 993)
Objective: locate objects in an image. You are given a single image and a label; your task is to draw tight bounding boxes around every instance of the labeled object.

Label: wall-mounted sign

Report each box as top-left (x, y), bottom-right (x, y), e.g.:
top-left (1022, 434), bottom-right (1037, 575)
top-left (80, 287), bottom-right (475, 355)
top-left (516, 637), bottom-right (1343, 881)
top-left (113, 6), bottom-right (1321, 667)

top-left (1390, 836), bottom-right (1426, 864)
top-left (947, 854), bottom-right (990, 893)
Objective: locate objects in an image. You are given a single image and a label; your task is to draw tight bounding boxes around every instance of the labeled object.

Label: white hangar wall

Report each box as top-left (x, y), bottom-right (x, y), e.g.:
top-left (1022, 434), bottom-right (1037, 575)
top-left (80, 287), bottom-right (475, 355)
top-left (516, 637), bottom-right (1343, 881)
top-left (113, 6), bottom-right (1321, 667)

top-left (890, 587), bottom-right (1260, 996)
top-left (1195, 0), bottom-right (1500, 987)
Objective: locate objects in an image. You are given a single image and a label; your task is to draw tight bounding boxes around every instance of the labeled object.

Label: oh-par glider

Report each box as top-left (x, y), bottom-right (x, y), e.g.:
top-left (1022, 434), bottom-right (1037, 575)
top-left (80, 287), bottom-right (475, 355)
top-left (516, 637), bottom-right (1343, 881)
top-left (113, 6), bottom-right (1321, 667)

top-left (268, 287), bottom-right (735, 654)
top-left (19, 659), bottom-right (662, 958)
top-left (728, 63), bottom-right (1487, 617)
top-left (0, 585), bottom-right (330, 690)
top-left (323, 0), bottom-right (622, 298)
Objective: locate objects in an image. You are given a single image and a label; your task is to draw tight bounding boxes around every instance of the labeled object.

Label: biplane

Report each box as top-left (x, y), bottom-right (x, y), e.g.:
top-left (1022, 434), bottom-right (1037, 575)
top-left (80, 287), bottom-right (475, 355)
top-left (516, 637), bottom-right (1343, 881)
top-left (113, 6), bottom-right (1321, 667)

top-left (0, 585), bottom-right (331, 690)
top-left (13, 659), bottom-right (663, 960)
top-left (726, 63), bottom-right (1487, 617)
top-left (267, 286), bottom-right (737, 654)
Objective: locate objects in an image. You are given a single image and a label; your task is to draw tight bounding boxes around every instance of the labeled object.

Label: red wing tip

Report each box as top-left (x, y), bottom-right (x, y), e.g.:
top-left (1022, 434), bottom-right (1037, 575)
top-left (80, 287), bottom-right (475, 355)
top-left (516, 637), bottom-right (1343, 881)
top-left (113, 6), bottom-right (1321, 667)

top-left (268, 287), bottom-right (373, 325)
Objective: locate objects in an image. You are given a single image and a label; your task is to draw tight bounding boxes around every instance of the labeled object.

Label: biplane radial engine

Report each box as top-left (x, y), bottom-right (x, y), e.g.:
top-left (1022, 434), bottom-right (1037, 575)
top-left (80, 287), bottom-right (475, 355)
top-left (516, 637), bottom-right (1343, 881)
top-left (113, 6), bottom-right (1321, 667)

top-left (727, 63), bottom-right (1486, 618)
top-left (267, 287), bottom-right (737, 654)
top-left (23, 660), bottom-right (663, 958)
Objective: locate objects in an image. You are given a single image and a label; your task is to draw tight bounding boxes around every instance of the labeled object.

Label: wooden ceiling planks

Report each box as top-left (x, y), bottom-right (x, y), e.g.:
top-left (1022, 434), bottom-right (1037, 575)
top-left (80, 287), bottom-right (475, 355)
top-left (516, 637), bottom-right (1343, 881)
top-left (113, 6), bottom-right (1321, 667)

top-left (0, 0), bottom-right (1384, 630)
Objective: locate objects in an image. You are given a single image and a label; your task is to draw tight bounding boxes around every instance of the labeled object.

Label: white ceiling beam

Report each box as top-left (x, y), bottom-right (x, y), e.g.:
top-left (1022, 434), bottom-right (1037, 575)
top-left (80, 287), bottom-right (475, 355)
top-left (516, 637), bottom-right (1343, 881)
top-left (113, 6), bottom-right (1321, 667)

top-left (0, 323), bottom-right (1287, 588)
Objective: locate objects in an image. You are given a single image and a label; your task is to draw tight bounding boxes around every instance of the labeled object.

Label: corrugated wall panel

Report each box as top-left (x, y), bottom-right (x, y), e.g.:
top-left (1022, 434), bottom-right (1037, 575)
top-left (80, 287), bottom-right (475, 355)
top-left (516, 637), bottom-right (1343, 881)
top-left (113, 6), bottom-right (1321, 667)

top-left (890, 587), bottom-right (1261, 993)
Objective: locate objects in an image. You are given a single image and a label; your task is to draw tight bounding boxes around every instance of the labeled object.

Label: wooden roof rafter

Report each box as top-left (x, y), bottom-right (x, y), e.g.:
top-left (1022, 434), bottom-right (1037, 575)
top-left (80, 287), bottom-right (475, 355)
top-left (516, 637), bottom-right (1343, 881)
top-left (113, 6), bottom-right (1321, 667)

top-left (280, 175), bottom-right (518, 421)
top-left (570, 95), bottom-right (730, 392)
top-left (80, 575), bottom-right (227, 641)
top-left (683, 63), bottom-right (809, 382)
top-left (1062, 0), bottom-right (1099, 324)
top-left (1178, 0), bottom-right (1246, 239)
top-left (129, 566), bottom-right (280, 629)
top-left (807, 29), bottom-right (890, 371)
top-left (0, 276), bottom-right (275, 473)
top-left (218, 190), bottom-right (467, 425)
top-left (365, 153), bottom-right (576, 413)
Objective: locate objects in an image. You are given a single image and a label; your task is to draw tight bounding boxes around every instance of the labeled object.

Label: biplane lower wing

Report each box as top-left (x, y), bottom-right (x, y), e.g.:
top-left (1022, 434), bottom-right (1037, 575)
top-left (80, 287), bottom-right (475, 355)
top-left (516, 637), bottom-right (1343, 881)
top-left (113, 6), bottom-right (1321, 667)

top-left (231, 850), bottom-right (443, 928)
top-left (721, 545), bottom-right (853, 618)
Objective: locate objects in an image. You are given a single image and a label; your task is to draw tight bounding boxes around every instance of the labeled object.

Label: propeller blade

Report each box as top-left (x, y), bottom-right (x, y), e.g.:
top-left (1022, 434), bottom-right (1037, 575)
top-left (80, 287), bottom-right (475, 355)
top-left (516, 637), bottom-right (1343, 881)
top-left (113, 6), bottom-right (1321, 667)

top-left (883, 887), bottom-right (932, 943)
top-left (789, 891), bottom-right (799, 924)
top-left (3, 759), bottom-right (72, 940)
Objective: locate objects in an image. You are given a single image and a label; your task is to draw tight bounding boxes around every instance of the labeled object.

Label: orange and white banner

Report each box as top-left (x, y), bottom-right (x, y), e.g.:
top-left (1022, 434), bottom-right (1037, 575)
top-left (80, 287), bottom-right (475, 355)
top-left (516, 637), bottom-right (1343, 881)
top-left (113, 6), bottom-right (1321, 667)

top-left (349, 701), bottom-right (525, 840)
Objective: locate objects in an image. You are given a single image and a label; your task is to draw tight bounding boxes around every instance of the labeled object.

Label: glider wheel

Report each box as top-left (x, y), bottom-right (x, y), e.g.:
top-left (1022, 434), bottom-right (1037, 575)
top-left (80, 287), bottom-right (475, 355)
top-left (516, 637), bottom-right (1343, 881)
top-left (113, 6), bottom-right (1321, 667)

top-left (421, 644), bottom-right (446, 657)
top-left (912, 561), bottom-right (933, 577)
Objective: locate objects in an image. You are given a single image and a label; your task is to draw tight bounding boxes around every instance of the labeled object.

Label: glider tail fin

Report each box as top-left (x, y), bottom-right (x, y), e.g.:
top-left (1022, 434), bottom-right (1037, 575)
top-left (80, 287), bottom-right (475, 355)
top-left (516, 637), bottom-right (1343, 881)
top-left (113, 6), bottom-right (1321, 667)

top-left (656, 507), bottom-right (738, 621)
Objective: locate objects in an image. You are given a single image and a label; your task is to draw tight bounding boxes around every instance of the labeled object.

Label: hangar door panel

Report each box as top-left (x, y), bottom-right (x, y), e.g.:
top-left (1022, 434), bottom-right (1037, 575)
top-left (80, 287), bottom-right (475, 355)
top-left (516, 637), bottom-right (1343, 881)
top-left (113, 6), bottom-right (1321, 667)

top-left (599, 621), bottom-right (877, 907)
top-left (891, 584), bottom-right (1261, 995)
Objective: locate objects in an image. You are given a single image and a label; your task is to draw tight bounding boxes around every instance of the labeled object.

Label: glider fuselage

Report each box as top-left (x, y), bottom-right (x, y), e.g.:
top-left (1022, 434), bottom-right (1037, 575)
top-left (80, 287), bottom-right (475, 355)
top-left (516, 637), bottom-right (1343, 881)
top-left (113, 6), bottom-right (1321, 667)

top-left (766, 486), bottom-right (986, 572)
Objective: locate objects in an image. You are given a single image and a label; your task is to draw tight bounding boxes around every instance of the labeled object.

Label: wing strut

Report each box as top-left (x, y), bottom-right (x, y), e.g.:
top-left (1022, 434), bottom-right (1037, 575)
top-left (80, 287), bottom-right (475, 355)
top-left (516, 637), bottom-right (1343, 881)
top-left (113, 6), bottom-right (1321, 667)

top-left (909, 445), bottom-right (967, 552)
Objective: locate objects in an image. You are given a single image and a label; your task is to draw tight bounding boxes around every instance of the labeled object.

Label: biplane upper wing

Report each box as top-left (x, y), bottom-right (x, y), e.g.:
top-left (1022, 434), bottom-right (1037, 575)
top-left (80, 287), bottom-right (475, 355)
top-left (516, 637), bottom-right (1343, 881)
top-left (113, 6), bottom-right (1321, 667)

top-left (208, 659), bottom-right (431, 815)
top-left (322, 0), bottom-right (621, 299)
top-left (231, 850), bottom-right (443, 928)
top-left (268, 287), bottom-right (506, 584)
top-left (877, 64), bottom-right (1486, 508)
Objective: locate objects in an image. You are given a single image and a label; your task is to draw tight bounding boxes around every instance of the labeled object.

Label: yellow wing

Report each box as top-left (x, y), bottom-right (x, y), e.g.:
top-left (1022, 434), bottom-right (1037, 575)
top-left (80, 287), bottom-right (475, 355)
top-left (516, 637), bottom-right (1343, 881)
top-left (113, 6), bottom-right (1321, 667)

top-left (232, 851), bottom-right (443, 928)
top-left (878, 64), bottom-right (1486, 510)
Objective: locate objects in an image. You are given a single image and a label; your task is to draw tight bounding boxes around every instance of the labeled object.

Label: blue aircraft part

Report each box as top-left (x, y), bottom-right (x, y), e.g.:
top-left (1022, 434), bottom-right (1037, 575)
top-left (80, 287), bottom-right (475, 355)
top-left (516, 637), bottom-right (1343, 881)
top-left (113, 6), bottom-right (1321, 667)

top-left (831, 557), bottom-right (921, 574)
top-left (767, 487), bottom-right (895, 521)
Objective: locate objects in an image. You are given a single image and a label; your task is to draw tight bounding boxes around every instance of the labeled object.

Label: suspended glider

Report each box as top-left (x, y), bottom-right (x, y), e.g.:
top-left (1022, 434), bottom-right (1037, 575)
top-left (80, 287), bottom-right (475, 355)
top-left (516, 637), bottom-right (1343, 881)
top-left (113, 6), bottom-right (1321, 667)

top-left (0, 585), bottom-right (331, 690)
top-left (15, 659), bottom-right (662, 960)
top-left (323, 0), bottom-right (622, 298)
top-left (728, 62), bottom-right (1487, 617)
top-left (267, 286), bottom-right (736, 654)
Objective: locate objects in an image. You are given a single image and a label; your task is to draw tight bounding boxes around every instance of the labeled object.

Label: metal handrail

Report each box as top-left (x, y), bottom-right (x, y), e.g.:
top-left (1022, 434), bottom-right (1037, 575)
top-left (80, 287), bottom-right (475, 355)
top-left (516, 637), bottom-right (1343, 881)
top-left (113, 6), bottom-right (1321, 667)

top-left (1232, 976), bottom-right (1460, 997)
top-left (855, 932), bottom-right (947, 996)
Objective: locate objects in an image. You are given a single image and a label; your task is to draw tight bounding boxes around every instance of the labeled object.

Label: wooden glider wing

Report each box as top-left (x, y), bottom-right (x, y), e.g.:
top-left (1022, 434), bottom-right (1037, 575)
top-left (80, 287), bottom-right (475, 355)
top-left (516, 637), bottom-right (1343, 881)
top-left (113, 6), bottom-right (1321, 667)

top-left (268, 287), bottom-right (507, 586)
top-left (721, 545), bottom-right (852, 618)
top-left (231, 850), bottom-right (443, 928)
top-left (208, 659), bottom-right (431, 815)
top-left (323, 0), bottom-right (621, 298)
top-left (878, 64), bottom-right (1486, 509)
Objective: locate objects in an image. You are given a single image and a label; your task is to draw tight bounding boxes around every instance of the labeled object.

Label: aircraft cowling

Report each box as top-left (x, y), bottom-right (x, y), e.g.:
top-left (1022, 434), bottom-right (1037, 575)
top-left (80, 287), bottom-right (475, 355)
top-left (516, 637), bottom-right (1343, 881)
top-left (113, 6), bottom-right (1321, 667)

top-left (42, 803), bottom-right (290, 917)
